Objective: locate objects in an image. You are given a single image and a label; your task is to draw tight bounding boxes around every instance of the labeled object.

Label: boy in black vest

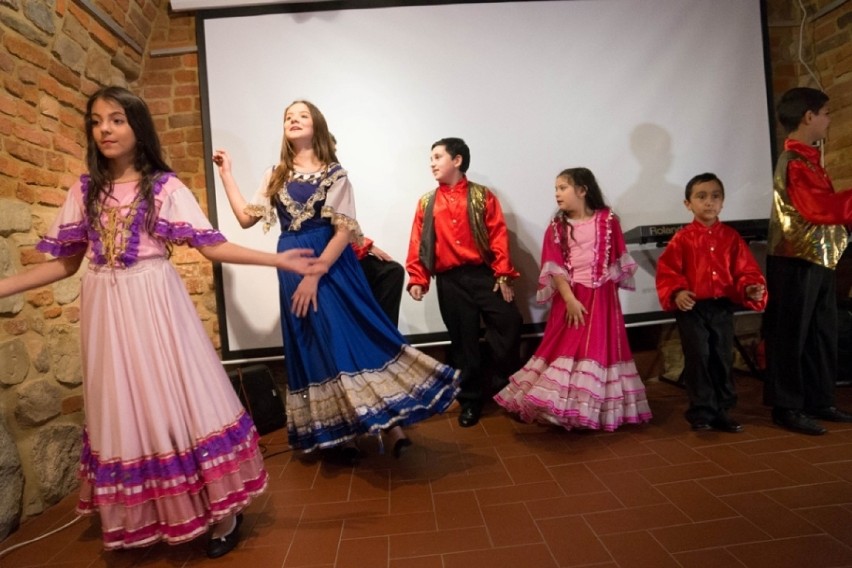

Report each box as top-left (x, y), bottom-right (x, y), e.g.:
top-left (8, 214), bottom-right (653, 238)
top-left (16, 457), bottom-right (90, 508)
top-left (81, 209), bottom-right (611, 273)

top-left (406, 137), bottom-right (522, 427)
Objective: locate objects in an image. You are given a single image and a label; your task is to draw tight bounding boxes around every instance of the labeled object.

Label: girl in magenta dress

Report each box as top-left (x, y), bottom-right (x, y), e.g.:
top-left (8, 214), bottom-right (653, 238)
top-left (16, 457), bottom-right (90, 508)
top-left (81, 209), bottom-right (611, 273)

top-left (0, 87), bottom-right (318, 558)
top-left (495, 168), bottom-right (652, 431)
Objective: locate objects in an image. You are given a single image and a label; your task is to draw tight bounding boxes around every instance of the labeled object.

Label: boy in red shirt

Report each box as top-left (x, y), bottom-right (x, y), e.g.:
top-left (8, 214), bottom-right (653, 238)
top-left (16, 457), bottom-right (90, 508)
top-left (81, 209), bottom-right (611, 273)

top-left (656, 173), bottom-right (767, 433)
top-left (406, 137), bottom-right (522, 427)
top-left (763, 87), bottom-right (852, 435)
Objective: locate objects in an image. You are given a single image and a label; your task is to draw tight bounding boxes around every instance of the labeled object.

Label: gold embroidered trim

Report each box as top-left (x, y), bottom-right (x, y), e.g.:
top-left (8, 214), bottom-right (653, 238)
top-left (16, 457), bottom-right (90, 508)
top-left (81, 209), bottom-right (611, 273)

top-left (99, 197), bottom-right (143, 267)
top-left (277, 166), bottom-right (346, 232)
top-left (325, 209), bottom-right (363, 242)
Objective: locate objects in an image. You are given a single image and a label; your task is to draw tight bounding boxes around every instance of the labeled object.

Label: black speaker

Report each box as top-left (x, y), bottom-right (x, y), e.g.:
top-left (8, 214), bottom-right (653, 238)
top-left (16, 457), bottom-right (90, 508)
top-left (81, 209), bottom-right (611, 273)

top-left (227, 364), bottom-right (286, 435)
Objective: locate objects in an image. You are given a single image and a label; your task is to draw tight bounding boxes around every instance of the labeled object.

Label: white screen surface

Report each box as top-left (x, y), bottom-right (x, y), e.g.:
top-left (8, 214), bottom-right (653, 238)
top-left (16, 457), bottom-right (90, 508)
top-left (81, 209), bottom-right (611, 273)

top-left (200, 0), bottom-right (773, 359)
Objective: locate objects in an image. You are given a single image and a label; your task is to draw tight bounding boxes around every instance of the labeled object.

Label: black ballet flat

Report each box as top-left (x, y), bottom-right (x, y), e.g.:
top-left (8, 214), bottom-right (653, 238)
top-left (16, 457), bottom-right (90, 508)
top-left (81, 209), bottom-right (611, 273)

top-left (206, 513), bottom-right (243, 559)
top-left (392, 437), bottom-right (412, 459)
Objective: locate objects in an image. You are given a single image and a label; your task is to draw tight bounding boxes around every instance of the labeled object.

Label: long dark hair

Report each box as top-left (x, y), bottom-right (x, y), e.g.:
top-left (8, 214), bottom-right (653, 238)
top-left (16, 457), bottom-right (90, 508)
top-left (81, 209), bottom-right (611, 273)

top-left (84, 86), bottom-right (172, 234)
top-left (553, 167), bottom-right (609, 250)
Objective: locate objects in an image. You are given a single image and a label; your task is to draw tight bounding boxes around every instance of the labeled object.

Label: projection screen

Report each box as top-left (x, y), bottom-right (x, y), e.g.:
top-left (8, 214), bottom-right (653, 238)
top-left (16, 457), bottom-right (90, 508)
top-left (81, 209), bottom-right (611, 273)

top-left (198, 0), bottom-right (774, 361)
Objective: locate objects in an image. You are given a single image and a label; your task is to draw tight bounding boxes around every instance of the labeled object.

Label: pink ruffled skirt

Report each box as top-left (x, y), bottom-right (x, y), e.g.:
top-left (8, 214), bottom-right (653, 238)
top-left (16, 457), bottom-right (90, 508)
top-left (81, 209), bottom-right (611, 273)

top-left (76, 258), bottom-right (266, 549)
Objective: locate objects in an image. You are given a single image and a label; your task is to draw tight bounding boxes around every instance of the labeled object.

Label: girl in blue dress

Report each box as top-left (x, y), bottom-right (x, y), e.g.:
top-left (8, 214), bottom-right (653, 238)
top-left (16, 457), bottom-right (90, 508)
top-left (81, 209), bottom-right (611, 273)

top-left (214, 100), bottom-right (458, 461)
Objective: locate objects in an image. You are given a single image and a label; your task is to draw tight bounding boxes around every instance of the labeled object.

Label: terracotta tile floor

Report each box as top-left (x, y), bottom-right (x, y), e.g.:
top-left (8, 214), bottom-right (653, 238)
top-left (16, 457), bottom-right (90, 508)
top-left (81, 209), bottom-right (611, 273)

top-left (3, 376), bottom-right (852, 568)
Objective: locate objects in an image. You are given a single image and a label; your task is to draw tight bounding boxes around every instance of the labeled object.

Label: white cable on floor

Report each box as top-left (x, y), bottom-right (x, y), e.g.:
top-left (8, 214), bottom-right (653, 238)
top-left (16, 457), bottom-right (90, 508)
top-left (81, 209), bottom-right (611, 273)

top-left (0, 515), bottom-right (83, 559)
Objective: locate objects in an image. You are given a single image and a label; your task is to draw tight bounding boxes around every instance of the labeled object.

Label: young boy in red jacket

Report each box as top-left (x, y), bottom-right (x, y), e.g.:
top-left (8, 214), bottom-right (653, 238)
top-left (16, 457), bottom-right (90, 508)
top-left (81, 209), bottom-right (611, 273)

top-left (656, 173), bottom-right (767, 433)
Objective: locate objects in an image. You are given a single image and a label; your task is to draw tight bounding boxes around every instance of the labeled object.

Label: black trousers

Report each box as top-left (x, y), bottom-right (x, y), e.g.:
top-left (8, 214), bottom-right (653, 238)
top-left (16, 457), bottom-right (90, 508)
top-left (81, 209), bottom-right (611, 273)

top-left (763, 256), bottom-right (837, 411)
top-left (359, 255), bottom-right (405, 327)
top-left (675, 299), bottom-right (736, 423)
top-left (436, 264), bottom-right (522, 406)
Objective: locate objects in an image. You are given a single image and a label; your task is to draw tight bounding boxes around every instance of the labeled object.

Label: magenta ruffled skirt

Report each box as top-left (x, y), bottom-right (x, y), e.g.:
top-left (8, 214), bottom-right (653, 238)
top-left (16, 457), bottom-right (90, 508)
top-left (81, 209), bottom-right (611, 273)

top-left (495, 280), bottom-right (652, 431)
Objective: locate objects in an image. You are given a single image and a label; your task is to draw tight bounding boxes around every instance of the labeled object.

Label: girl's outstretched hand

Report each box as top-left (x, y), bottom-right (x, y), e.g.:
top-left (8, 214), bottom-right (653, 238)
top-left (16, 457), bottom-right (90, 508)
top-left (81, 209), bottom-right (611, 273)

top-left (276, 248), bottom-right (319, 275)
top-left (212, 149), bottom-right (232, 177)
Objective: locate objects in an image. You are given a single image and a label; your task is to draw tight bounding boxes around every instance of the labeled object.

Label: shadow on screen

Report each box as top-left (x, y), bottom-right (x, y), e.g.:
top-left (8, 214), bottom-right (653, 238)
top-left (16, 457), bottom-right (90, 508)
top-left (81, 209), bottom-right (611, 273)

top-left (617, 123), bottom-right (685, 232)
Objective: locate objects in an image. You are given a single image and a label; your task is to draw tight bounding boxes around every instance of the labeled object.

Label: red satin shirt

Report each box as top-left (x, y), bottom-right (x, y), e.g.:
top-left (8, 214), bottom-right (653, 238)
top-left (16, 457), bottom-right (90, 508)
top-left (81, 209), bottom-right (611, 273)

top-left (406, 177), bottom-right (518, 291)
top-left (655, 219), bottom-right (767, 312)
top-left (784, 139), bottom-right (852, 226)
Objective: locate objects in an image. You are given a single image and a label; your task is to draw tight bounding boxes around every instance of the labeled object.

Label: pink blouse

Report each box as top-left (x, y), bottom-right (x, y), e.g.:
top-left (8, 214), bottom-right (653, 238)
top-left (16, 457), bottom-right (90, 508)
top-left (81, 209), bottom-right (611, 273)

top-left (37, 173), bottom-right (225, 267)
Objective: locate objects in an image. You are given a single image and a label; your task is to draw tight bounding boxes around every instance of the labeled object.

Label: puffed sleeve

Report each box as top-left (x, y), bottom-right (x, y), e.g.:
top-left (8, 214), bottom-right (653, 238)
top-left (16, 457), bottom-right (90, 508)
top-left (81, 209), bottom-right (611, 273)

top-left (36, 179), bottom-right (89, 258)
top-left (244, 168), bottom-right (278, 234)
top-left (153, 176), bottom-right (227, 248)
top-left (607, 214), bottom-right (637, 290)
top-left (320, 165), bottom-right (363, 245)
top-left (537, 221), bottom-right (570, 304)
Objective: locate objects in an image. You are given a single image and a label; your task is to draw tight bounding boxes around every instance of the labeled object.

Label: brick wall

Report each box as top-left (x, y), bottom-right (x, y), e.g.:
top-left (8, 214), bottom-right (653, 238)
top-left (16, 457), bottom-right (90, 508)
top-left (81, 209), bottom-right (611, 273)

top-left (0, 0), bottom-right (849, 528)
top-left (766, 0), bottom-right (852, 185)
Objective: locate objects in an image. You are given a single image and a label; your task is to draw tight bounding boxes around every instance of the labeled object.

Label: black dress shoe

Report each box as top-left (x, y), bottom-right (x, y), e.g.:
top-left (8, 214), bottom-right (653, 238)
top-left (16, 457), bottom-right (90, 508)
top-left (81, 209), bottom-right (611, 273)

top-left (772, 409), bottom-right (827, 436)
top-left (458, 406), bottom-right (481, 428)
top-left (206, 513), bottom-right (243, 559)
top-left (804, 406), bottom-right (852, 423)
top-left (690, 420), bottom-right (712, 431)
top-left (709, 415), bottom-right (744, 433)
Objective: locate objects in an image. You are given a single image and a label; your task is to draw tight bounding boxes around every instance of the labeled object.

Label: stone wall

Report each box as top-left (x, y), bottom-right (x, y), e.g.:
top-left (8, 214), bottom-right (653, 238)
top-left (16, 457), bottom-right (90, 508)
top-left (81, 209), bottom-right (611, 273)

top-left (0, 0), bottom-right (850, 543)
top-left (0, 0), bottom-right (203, 540)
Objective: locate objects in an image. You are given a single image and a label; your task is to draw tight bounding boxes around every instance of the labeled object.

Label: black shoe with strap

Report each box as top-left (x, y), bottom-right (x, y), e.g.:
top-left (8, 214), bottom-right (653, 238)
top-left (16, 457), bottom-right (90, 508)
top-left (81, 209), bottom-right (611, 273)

top-left (207, 513), bottom-right (243, 559)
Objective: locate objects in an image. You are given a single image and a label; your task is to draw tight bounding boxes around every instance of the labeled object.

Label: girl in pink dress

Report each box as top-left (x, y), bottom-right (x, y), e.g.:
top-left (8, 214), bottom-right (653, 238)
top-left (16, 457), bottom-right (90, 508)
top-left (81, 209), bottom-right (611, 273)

top-left (0, 87), bottom-right (318, 558)
top-left (494, 168), bottom-right (652, 431)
